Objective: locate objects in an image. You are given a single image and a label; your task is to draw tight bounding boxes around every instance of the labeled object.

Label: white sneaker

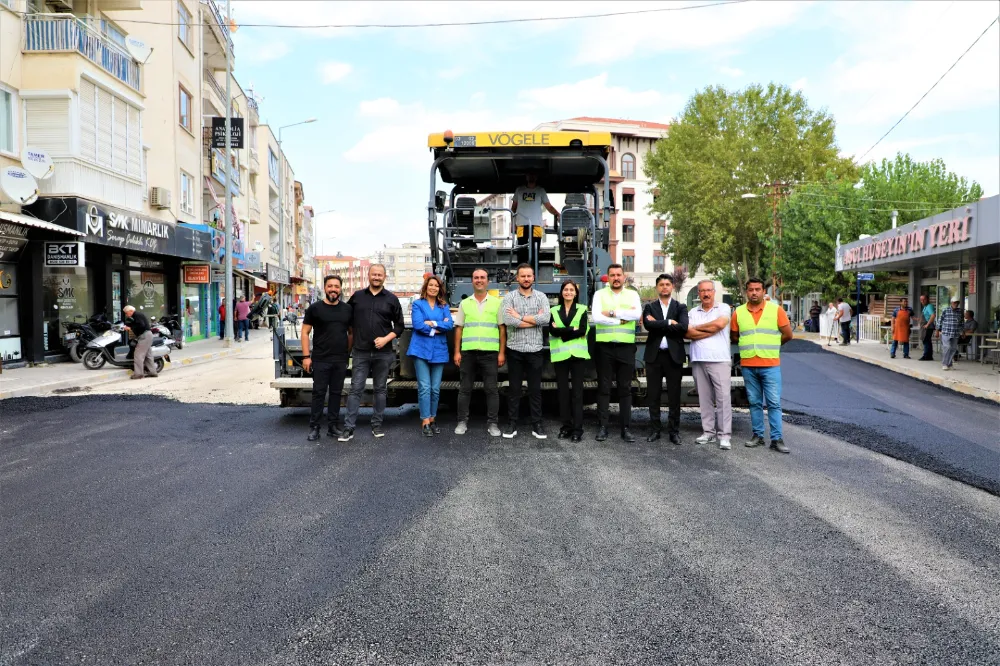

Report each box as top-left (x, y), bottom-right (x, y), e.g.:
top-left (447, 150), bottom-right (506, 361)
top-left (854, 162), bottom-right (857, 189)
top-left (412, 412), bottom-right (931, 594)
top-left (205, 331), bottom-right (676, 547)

top-left (719, 439), bottom-right (731, 450)
top-left (487, 423), bottom-right (502, 437)
top-left (942, 365), bottom-right (950, 371)
top-left (695, 434), bottom-right (718, 444)
top-left (454, 421), bottom-right (468, 435)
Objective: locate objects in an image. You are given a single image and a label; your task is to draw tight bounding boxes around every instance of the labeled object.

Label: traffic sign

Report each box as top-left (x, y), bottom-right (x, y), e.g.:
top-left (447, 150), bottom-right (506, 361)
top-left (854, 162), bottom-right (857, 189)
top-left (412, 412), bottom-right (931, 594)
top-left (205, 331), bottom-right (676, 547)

top-left (857, 273), bottom-right (875, 281)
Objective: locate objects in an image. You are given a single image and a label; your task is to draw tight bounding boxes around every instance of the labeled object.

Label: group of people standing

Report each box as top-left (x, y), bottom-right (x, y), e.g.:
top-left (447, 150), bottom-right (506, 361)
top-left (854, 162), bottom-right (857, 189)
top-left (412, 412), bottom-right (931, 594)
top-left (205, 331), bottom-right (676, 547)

top-left (302, 262), bottom-right (794, 454)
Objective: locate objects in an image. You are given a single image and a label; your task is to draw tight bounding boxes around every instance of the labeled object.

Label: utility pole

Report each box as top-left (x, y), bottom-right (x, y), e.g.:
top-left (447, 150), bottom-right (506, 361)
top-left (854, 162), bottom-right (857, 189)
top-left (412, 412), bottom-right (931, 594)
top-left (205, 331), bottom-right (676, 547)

top-left (223, 0), bottom-right (234, 346)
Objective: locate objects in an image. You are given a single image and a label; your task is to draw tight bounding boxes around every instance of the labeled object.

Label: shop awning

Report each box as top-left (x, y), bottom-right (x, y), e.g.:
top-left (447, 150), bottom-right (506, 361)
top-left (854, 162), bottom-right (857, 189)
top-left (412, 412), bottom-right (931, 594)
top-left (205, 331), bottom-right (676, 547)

top-left (0, 210), bottom-right (85, 236)
top-left (254, 278), bottom-right (268, 289)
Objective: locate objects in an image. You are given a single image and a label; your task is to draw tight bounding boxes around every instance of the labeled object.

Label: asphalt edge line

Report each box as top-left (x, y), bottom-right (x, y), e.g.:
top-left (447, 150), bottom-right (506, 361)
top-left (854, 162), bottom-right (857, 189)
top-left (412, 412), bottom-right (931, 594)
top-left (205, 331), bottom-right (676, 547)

top-left (0, 343), bottom-right (253, 400)
top-left (807, 339), bottom-right (1000, 404)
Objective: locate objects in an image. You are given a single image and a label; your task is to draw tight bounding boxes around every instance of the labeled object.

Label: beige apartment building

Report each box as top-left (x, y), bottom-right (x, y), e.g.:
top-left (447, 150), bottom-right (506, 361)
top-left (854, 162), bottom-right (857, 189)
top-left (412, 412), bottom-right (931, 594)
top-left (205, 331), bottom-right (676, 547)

top-left (0, 0), bottom-right (308, 364)
top-left (373, 242), bottom-right (433, 297)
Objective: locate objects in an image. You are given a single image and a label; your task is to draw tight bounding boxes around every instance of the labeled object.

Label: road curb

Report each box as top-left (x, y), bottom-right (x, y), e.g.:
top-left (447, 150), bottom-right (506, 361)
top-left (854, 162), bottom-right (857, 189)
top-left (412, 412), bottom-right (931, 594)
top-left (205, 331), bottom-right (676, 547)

top-left (812, 341), bottom-right (1000, 404)
top-left (0, 343), bottom-right (251, 400)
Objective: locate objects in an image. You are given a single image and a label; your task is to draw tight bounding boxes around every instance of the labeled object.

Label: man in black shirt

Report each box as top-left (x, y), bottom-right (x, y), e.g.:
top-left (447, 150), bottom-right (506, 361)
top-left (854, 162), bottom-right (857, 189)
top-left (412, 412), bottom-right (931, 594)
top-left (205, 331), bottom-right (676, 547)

top-left (302, 275), bottom-right (353, 442)
top-left (122, 305), bottom-right (157, 379)
top-left (340, 263), bottom-right (404, 442)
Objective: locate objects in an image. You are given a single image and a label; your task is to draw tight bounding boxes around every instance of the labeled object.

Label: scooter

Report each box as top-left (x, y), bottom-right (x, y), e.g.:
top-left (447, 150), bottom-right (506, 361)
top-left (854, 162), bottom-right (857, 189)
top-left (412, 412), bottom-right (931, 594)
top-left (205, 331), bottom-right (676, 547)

top-left (81, 323), bottom-right (171, 374)
top-left (154, 313), bottom-right (184, 350)
top-left (63, 313), bottom-right (113, 362)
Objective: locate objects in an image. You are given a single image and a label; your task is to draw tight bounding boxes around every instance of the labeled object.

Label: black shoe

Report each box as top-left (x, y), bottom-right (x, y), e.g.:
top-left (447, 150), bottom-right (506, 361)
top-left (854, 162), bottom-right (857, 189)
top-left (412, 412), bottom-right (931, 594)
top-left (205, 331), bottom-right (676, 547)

top-left (531, 423), bottom-right (547, 440)
top-left (327, 425), bottom-right (343, 438)
top-left (502, 424), bottom-right (517, 439)
top-left (372, 426), bottom-right (385, 438)
top-left (596, 426), bottom-right (608, 442)
top-left (338, 428), bottom-right (355, 442)
top-left (429, 422), bottom-right (442, 435)
top-left (621, 428), bottom-right (636, 443)
top-left (646, 430), bottom-right (662, 442)
top-left (669, 433), bottom-right (681, 445)
top-left (918, 357), bottom-right (933, 361)
top-left (558, 426), bottom-right (572, 440)
top-left (745, 434), bottom-right (766, 448)
top-left (903, 356), bottom-right (911, 359)
top-left (307, 426), bottom-right (321, 442)
top-left (570, 433), bottom-right (583, 443)
top-left (422, 424), bottom-right (434, 437)
top-left (770, 438), bottom-right (790, 454)
top-left (890, 355), bottom-right (896, 359)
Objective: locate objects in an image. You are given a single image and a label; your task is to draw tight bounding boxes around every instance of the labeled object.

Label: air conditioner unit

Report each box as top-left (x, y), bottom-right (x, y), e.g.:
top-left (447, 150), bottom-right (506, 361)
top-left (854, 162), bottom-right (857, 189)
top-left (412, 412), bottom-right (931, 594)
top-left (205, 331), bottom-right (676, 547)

top-left (150, 187), bottom-right (172, 209)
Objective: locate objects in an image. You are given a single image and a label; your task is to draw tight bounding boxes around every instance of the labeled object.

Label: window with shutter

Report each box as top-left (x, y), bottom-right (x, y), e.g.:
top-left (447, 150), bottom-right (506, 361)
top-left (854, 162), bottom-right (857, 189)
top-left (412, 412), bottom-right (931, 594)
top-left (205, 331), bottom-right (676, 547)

top-left (79, 79), bottom-right (97, 161)
top-left (112, 97), bottom-right (128, 173)
top-left (25, 98), bottom-right (70, 156)
top-left (96, 88), bottom-right (113, 168)
top-left (127, 106), bottom-right (141, 177)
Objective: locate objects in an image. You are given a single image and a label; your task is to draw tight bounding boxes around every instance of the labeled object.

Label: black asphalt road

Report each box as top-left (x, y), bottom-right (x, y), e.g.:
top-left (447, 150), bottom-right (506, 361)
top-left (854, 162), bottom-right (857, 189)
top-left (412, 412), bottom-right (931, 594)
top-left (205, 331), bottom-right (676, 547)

top-left (1, 345), bottom-right (999, 665)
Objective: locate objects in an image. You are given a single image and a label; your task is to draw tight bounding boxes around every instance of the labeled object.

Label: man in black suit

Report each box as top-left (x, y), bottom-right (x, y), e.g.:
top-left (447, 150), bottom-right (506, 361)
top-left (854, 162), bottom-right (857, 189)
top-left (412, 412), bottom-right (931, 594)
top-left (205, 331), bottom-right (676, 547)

top-left (642, 273), bottom-right (689, 443)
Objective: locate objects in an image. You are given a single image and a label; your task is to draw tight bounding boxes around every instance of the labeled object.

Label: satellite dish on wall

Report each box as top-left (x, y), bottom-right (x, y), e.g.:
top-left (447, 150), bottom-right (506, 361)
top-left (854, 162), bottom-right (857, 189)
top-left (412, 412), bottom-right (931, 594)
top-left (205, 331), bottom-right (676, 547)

top-left (125, 36), bottom-right (153, 63)
top-left (21, 147), bottom-right (54, 180)
top-left (0, 166), bottom-right (39, 205)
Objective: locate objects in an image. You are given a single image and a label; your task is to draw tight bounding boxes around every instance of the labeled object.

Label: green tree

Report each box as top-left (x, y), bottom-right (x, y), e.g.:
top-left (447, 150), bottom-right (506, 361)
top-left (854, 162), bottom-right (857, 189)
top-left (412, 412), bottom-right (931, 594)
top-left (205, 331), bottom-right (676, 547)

top-left (776, 154), bottom-right (983, 298)
top-left (645, 83), bottom-right (854, 298)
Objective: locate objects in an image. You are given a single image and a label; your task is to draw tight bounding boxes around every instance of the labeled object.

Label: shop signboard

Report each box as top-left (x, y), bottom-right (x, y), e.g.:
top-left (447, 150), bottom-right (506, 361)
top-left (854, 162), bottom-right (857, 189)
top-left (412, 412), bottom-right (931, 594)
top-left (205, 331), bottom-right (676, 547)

top-left (245, 251), bottom-right (261, 271)
top-left (211, 269), bottom-right (225, 283)
top-left (0, 222), bottom-right (29, 262)
top-left (183, 265), bottom-right (211, 284)
top-left (176, 224), bottom-right (214, 262)
top-left (210, 228), bottom-right (246, 268)
top-left (266, 263), bottom-right (290, 285)
top-left (44, 242), bottom-right (85, 267)
top-left (211, 117), bottom-right (245, 149)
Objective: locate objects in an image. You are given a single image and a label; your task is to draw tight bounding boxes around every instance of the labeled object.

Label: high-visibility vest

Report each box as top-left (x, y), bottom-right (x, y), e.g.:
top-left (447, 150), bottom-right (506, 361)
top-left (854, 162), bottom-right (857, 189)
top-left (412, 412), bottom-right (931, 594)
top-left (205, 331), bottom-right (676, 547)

top-left (459, 295), bottom-right (501, 351)
top-left (594, 288), bottom-right (636, 344)
top-left (735, 302), bottom-right (782, 361)
top-left (549, 303), bottom-right (590, 362)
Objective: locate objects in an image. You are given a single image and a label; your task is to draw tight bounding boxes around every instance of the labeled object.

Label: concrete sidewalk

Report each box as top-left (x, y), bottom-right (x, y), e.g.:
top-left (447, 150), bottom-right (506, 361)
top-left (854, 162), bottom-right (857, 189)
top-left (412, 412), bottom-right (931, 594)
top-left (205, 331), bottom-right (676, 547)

top-left (801, 333), bottom-right (1000, 403)
top-left (0, 334), bottom-right (275, 400)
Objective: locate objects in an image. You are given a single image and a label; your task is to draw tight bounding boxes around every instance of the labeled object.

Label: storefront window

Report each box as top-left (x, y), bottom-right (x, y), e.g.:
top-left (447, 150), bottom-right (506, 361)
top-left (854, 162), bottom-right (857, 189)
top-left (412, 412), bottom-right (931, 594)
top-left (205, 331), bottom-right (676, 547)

top-left (989, 280), bottom-right (1000, 332)
top-left (42, 267), bottom-right (93, 353)
top-left (127, 270), bottom-right (166, 318)
top-left (0, 261), bottom-right (21, 363)
top-left (182, 283), bottom-right (204, 341)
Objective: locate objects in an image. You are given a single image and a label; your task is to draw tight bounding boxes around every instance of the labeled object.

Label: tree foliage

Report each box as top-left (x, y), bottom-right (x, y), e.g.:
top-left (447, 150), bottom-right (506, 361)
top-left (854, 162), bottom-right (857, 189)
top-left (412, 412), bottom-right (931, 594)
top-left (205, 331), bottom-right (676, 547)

top-left (645, 83), bottom-right (854, 297)
top-left (776, 154), bottom-right (983, 298)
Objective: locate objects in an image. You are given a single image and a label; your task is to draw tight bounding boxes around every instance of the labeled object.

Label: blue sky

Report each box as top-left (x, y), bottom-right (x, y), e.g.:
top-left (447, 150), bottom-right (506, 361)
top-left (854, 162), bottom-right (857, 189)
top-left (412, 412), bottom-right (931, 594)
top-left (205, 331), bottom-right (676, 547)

top-left (229, 0), bottom-right (1000, 258)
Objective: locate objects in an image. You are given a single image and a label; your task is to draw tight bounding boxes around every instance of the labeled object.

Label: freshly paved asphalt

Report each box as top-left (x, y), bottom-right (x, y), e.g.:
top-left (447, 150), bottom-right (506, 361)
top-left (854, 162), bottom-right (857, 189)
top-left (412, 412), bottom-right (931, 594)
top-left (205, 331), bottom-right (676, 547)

top-left (1, 343), bottom-right (998, 665)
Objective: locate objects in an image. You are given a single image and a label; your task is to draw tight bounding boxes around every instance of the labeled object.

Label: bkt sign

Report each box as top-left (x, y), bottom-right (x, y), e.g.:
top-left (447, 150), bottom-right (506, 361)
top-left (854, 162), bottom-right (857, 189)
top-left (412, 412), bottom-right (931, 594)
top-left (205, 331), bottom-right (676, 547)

top-left (44, 242), bottom-right (85, 267)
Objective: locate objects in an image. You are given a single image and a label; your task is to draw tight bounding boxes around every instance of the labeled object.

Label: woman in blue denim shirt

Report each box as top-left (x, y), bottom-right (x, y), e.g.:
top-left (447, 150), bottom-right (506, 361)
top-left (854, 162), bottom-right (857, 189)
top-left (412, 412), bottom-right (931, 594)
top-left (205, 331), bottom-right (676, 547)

top-left (408, 275), bottom-right (453, 436)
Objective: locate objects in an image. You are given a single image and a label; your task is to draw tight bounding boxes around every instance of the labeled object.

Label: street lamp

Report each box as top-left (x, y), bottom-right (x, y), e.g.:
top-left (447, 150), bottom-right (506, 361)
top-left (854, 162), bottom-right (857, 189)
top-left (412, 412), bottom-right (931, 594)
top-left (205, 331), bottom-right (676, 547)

top-left (277, 118), bottom-right (317, 304)
top-left (740, 184), bottom-right (787, 297)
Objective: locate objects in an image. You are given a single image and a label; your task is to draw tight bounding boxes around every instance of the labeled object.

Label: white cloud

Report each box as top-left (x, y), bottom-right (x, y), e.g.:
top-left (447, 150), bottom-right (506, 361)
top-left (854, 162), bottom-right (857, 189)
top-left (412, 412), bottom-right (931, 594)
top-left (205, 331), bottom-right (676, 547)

top-left (241, 40), bottom-right (290, 64)
top-left (517, 73), bottom-right (671, 114)
top-left (358, 97), bottom-right (402, 117)
top-left (792, 77), bottom-right (808, 92)
top-left (319, 61), bottom-right (352, 84)
top-left (437, 66), bottom-right (468, 80)
top-left (719, 66), bottom-right (744, 78)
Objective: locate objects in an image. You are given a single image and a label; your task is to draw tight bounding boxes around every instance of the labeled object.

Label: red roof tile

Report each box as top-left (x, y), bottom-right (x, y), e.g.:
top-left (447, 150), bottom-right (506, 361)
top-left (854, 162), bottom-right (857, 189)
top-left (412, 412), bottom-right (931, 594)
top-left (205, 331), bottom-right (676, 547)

top-left (564, 117), bottom-right (671, 131)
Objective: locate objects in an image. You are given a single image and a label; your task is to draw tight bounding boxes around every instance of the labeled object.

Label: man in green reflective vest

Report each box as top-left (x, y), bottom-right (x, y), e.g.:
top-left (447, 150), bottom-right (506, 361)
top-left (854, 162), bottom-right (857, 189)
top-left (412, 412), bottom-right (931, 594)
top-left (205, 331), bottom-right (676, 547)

top-left (592, 263), bottom-right (642, 442)
top-left (453, 268), bottom-right (506, 437)
top-left (730, 277), bottom-right (794, 454)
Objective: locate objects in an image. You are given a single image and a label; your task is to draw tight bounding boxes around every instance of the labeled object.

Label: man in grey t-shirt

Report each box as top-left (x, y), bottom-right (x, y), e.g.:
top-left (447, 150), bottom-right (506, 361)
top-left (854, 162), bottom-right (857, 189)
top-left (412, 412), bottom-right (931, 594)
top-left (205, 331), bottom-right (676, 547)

top-left (511, 172), bottom-right (560, 268)
top-left (835, 297), bottom-right (853, 345)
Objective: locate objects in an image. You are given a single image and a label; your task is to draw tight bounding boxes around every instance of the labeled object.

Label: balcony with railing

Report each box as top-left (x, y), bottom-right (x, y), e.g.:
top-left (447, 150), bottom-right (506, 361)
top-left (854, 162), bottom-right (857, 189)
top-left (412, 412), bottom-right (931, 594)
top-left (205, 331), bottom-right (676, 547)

top-left (23, 14), bottom-right (141, 93)
top-left (249, 198), bottom-right (261, 224)
top-left (203, 71), bottom-right (226, 114)
top-left (249, 148), bottom-right (259, 175)
top-left (201, 0), bottom-right (234, 71)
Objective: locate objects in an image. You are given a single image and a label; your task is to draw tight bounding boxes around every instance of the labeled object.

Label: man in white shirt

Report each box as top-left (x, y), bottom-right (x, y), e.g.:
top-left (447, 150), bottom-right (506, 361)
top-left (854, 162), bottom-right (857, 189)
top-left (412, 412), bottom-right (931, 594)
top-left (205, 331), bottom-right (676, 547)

top-left (685, 280), bottom-right (732, 450)
top-left (592, 264), bottom-right (643, 442)
top-left (835, 297), bottom-right (853, 345)
top-left (511, 172), bottom-right (560, 268)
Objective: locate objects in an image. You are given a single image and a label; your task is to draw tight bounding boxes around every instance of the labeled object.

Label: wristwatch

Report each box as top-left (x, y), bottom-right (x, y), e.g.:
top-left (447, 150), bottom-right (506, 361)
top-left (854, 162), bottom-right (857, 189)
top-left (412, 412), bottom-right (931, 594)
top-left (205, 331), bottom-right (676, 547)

top-left (610, 309), bottom-right (616, 318)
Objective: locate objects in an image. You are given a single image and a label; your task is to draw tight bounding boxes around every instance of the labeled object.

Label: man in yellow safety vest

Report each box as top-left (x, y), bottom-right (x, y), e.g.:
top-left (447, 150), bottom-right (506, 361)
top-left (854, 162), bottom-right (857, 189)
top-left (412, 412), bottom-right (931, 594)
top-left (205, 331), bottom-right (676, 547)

top-left (730, 277), bottom-right (794, 453)
top-left (453, 268), bottom-right (506, 437)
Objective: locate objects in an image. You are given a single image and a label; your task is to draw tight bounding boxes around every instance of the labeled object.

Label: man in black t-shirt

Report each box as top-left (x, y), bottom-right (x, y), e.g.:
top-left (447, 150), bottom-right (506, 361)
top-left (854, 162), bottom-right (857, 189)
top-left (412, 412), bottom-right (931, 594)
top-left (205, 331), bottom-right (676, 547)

top-left (301, 275), bottom-right (353, 442)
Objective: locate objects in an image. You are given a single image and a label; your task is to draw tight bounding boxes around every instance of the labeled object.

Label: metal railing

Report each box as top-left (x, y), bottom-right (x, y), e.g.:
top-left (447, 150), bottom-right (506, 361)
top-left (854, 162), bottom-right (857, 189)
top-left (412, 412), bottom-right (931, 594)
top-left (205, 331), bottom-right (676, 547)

top-left (24, 14), bottom-right (141, 92)
top-left (202, 0), bottom-right (234, 55)
top-left (859, 314), bottom-right (883, 343)
top-left (205, 72), bottom-right (226, 109)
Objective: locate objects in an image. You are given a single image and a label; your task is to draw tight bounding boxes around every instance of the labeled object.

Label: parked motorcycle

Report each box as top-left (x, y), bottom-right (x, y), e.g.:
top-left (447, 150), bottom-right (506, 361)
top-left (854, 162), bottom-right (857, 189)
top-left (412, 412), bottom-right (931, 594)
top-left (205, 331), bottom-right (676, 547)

top-left (81, 323), bottom-right (171, 374)
top-left (154, 313), bottom-right (184, 350)
top-left (63, 313), bottom-right (113, 363)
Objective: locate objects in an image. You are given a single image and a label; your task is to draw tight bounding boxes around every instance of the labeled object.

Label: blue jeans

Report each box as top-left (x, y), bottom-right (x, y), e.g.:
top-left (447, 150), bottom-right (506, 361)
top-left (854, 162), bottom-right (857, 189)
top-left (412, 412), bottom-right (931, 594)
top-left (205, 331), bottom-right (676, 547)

top-left (890, 340), bottom-right (909, 357)
top-left (237, 319), bottom-right (250, 341)
top-left (743, 365), bottom-right (783, 441)
top-left (413, 357), bottom-right (444, 420)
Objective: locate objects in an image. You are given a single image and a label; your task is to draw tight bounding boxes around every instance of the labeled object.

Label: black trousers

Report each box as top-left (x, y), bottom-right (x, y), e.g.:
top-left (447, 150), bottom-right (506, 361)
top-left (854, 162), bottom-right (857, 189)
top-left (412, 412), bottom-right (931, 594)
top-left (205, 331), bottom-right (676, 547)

top-left (310, 360), bottom-right (348, 429)
top-left (516, 233), bottom-right (542, 268)
top-left (646, 350), bottom-right (682, 434)
top-left (840, 320), bottom-right (851, 344)
top-left (457, 349), bottom-right (500, 423)
top-left (554, 357), bottom-right (586, 435)
top-left (597, 343), bottom-right (635, 429)
top-left (507, 348), bottom-right (544, 425)
top-left (921, 326), bottom-right (935, 359)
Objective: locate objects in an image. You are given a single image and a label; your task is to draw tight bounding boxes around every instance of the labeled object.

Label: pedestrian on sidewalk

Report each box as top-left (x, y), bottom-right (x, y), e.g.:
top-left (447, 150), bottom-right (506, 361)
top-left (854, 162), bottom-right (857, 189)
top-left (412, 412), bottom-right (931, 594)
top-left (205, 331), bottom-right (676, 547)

top-left (918, 294), bottom-right (936, 361)
top-left (501, 263), bottom-right (551, 440)
top-left (340, 264), bottom-right (404, 442)
top-left (825, 302), bottom-right (838, 344)
top-left (123, 305), bottom-right (157, 380)
top-left (218, 300), bottom-right (226, 340)
top-left (731, 277), bottom-right (794, 454)
top-left (808, 301), bottom-right (821, 333)
top-left (453, 268), bottom-right (505, 438)
top-left (937, 296), bottom-right (963, 371)
top-left (302, 275), bottom-right (353, 442)
top-left (685, 280), bottom-right (732, 450)
top-left (835, 297), bottom-right (852, 345)
top-left (548, 279), bottom-right (589, 442)
top-left (235, 296), bottom-right (251, 342)
top-left (959, 310), bottom-right (978, 359)
top-left (890, 297), bottom-right (914, 359)
top-left (408, 275), bottom-right (453, 437)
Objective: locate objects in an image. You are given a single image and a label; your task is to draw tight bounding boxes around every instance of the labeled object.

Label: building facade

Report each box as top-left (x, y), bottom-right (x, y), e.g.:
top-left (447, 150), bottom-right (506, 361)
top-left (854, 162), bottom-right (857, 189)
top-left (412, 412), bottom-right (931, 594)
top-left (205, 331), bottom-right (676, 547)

top-left (315, 254), bottom-right (369, 300)
top-left (372, 243), bottom-right (432, 297)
